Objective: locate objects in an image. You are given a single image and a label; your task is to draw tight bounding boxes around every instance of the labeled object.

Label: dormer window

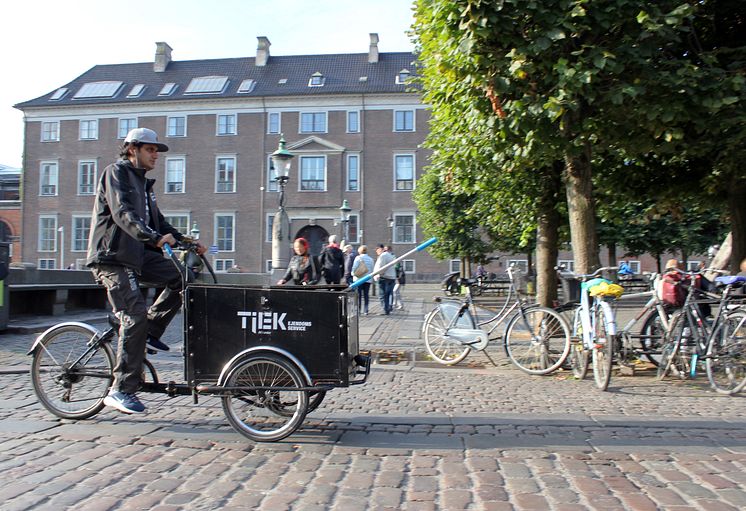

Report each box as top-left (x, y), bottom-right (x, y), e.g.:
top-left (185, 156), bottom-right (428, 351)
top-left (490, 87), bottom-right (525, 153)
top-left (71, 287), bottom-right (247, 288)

top-left (159, 83), bottom-right (177, 96)
top-left (308, 72), bottom-right (325, 87)
top-left (396, 69), bottom-right (411, 84)
top-left (127, 84), bottom-right (145, 98)
top-left (238, 79), bottom-right (256, 94)
top-left (49, 88), bottom-right (68, 101)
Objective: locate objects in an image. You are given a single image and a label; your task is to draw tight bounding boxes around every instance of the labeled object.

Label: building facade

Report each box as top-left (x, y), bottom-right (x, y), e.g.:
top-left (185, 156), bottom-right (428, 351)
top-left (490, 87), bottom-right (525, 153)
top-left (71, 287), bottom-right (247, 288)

top-left (15, 36), bottom-right (445, 277)
top-left (0, 164), bottom-right (21, 262)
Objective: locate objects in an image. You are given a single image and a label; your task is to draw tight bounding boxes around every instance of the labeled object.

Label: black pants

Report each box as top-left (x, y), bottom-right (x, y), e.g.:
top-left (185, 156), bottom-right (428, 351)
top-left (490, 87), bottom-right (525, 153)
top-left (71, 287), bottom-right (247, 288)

top-left (92, 251), bottom-right (184, 393)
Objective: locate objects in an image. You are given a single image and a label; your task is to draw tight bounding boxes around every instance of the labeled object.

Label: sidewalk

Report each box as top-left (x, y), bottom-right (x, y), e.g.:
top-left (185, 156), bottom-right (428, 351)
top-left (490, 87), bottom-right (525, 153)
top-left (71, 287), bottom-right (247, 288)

top-left (1, 284), bottom-right (746, 510)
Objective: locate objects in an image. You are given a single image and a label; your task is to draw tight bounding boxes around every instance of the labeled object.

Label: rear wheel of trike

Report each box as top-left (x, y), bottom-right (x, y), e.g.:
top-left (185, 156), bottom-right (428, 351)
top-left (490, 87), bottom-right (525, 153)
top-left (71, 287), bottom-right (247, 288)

top-left (30, 324), bottom-right (114, 420)
top-left (221, 353), bottom-right (308, 442)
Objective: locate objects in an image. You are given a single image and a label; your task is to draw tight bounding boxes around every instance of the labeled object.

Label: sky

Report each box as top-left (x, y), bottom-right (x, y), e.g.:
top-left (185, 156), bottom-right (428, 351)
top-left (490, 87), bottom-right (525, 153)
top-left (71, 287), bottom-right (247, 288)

top-left (0, 0), bottom-right (416, 168)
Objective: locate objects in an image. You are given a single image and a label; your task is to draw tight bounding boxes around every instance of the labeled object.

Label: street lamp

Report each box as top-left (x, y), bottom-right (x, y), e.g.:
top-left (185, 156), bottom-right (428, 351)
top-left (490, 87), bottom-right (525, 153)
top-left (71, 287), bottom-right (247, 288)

top-left (387, 214), bottom-right (394, 244)
top-left (339, 199), bottom-right (351, 242)
top-left (57, 226), bottom-right (64, 270)
top-left (271, 136), bottom-right (295, 279)
top-left (190, 222), bottom-right (200, 240)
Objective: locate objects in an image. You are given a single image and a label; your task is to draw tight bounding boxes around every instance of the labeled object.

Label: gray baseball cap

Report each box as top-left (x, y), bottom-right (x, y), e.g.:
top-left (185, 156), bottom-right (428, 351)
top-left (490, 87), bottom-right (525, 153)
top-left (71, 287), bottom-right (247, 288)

top-left (124, 128), bottom-right (169, 152)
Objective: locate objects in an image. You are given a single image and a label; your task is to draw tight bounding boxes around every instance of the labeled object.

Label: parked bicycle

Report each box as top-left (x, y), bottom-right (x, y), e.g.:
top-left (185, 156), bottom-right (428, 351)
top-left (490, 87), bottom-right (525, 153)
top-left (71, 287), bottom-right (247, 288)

top-left (567, 267), bottom-right (624, 391)
top-left (422, 266), bottom-right (571, 374)
top-left (657, 270), bottom-right (746, 394)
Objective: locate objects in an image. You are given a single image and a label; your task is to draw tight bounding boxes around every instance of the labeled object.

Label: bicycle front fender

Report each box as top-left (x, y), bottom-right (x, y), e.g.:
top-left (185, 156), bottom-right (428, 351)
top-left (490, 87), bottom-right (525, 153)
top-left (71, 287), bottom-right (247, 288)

top-left (26, 321), bottom-right (102, 356)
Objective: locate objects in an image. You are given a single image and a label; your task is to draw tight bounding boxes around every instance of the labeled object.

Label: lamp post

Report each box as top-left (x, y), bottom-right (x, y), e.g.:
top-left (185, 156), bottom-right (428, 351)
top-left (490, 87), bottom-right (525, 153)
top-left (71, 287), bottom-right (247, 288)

top-left (339, 199), bottom-right (351, 242)
top-left (58, 226), bottom-right (64, 270)
top-left (270, 136), bottom-right (294, 279)
top-left (386, 214), bottom-right (394, 244)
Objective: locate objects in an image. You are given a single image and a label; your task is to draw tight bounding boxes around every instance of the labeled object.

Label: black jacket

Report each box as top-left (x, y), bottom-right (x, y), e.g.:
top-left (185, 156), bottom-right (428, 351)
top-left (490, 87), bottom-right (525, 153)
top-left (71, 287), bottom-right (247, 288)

top-left (320, 245), bottom-right (344, 282)
top-left (86, 160), bottom-right (182, 271)
top-left (282, 254), bottom-right (320, 285)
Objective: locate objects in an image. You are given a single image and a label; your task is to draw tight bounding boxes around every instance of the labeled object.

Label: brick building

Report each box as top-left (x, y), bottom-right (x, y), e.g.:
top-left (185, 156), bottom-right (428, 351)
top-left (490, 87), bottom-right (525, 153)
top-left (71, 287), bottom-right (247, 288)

top-left (14, 35), bottom-right (445, 277)
top-left (0, 164), bottom-right (21, 262)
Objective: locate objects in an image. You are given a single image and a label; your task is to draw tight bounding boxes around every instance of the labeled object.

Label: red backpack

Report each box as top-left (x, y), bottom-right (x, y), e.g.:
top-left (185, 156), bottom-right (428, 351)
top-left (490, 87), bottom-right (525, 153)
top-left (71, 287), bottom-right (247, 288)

top-left (659, 272), bottom-right (687, 307)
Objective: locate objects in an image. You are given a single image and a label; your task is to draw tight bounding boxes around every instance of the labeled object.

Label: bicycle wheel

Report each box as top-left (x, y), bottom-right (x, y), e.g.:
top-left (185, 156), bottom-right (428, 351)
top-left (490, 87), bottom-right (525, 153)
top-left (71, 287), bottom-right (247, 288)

top-left (706, 311), bottom-right (746, 395)
top-left (657, 312), bottom-right (686, 380)
top-left (30, 324), bottom-right (114, 420)
top-left (503, 307), bottom-right (571, 375)
top-left (639, 309), bottom-right (669, 366)
top-left (569, 339), bottom-right (589, 379)
top-left (273, 389), bottom-right (326, 417)
top-left (222, 353), bottom-right (308, 442)
top-left (591, 304), bottom-right (614, 390)
top-left (423, 304), bottom-right (472, 365)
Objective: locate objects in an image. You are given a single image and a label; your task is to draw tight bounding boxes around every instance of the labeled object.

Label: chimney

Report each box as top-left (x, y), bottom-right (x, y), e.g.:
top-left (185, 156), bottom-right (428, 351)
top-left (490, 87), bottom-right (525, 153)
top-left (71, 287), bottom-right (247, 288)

top-left (368, 33), bottom-right (379, 64)
top-left (256, 36), bottom-right (271, 67)
top-left (154, 42), bottom-right (173, 72)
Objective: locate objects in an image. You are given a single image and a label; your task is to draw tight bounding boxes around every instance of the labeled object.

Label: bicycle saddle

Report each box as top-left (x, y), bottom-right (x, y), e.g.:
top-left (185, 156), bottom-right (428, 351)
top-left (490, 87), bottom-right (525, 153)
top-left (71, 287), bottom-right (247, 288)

top-left (715, 275), bottom-right (746, 287)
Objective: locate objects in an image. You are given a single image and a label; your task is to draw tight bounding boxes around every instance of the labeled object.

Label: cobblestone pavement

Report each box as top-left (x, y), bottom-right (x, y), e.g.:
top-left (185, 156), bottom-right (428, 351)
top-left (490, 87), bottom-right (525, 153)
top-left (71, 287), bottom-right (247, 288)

top-left (1, 285), bottom-right (746, 510)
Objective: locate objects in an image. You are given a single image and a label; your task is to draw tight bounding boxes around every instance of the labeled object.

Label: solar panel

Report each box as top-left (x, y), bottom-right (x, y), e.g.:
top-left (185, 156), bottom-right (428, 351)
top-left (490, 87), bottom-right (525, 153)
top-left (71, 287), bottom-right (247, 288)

top-left (73, 81), bottom-right (123, 99)
top-left (185, 76), bottom-right (228, 94)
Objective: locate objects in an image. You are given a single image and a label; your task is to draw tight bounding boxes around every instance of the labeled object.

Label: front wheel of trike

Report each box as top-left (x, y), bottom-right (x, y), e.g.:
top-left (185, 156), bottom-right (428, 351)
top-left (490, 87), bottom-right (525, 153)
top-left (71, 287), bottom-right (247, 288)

top-left (30, 323), bottom-right (114, 420)
top-left (221, 353), bottom-right (308, 442)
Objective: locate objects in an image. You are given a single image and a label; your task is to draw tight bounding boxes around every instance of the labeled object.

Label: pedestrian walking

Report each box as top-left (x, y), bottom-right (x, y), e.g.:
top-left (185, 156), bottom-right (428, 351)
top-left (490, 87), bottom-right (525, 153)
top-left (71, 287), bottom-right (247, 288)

top-left (393, 261), bottom-right (406, 310)
top-left (374, 244), bottom-right (396, 315)
top-left (320, 234), bottom-right (344, 284)
top-left (352, 245), bottom-right (374, 315)
top-left (342, 244), bottom-right (356, 285)
top-left (87, 127), bottom-right (207, 414)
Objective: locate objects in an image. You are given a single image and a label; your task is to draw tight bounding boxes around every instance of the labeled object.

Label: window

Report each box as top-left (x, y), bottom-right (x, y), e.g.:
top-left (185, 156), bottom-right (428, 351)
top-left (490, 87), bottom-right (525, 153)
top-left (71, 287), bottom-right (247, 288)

top-left (266, 214), bottom-right (274, 242)
top-left (74, 81), bottom-right (122, 99)
top-left (40, 162), bottom-right (58, 196)
top-left (38, 259), bottom-right (56, 270)
top-left (265, 260), bottom-right (273, 273)
top-left (238, 79), bottom-right (256, 94)
top-left (347, 155), bottom-right (359, 192)
top-left (348, 215), bottom-right (359, 243)
top-left (347, 111), bottom-right (360, 133)
top-left (557, 260), bottom-right (575, 272)
top-left (394, 154), bottom-right (414, 191)
top-left (216, 157), bottom-right (236, 193)
top-left (214, 259), bottom-right (235, 272)
top-left (217, 114), bottom-right (237, 135)
top-left (78, 161), bottom-right (96, 195)
top-left (118, 118), bottom-right (137, 138)
top-left (268, 112), bottom-right (280, 134)
top-left (41, 121), bottom-right (59, 142)
top-left (166, 158), bottom-right (185, 193)
top-left (300, 112), bottom-right (326, 133)
top-left (127, 84), bottom-right (145, 98)
top-left (215, 214), bottom-right (235, 252)
top-left (300, 156), bottom-right (325, 191)
top-left (509, 260), bottom-right (529, 273)
top-left (72, 216), bottom-right (91, 252)
top-left (267, 157), bottom-right (278, 192)
top-left (79, 119), bottom-right (98, 140)
top-left (402, 260), bottom-right (415, 273)
top-left (308, 72), bottom-right (325, 87)
top-left (393, 214), bottom-right (415, 244)
top-left (449, 260), bottom-right (461, 273)
top-left (50, 88), bottom-right (68, 101)
top-left (394, 110), bottom-right (415, 132)
top-left (185, 76), bottom-right (228, 94)
top-left (38, 216), bottom-right (57, 251)
top-left (396, 69), bottom-right (411, 84)
top-left (167, 116), bottom-right (186, 137)
top-left (159, 83), bottom-right (177, 96)
top-left (628, 260), bottom-right (641, 273)
top-left (163, 214), bottom-right (189, 234)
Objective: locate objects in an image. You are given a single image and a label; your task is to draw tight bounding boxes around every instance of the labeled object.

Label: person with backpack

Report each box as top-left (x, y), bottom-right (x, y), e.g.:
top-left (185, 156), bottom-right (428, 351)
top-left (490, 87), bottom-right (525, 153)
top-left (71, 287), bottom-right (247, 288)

top-left (320, 234), bottom-right (344, 284)
top-left (393, 261), bottom-right (406, 310)
top-left (351, 245), bottom-right (374, 315)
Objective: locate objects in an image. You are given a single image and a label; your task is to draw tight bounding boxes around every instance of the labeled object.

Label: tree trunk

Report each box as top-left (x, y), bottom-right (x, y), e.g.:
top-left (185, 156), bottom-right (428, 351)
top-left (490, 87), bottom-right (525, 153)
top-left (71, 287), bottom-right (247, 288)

top-left (535, 162), bottom-right (562, 307)
top-left (705, 232), bottom-right (732, 281)
top-left (607, 243), bottom-right (617, 268)
top-left (728, 177), bottom-right (746, 273)
top-left (563, 143), bottom-right (601, 274)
